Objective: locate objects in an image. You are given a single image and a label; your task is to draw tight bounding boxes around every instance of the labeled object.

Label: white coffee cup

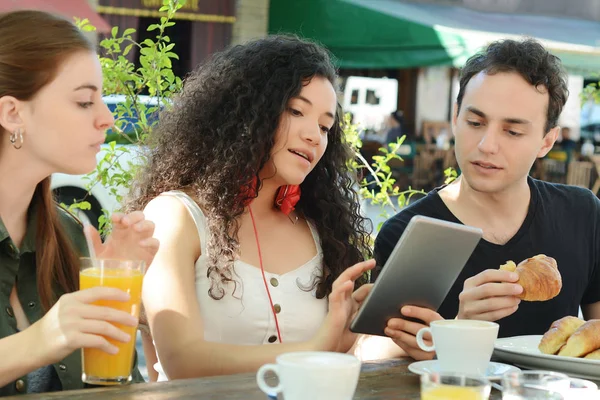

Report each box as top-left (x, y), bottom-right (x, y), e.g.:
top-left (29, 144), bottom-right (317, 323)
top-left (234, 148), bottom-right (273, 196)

top-left (416, 319), bottom-right (499, 376)
top-left (256, 351), bottom-right (361, 400)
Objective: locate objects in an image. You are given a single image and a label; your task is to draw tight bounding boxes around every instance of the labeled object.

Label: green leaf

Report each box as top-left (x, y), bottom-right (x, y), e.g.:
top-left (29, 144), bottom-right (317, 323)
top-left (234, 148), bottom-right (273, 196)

top-left (398, 194), bottom-right (406, 208)
top-left (67, 201), bottom-right (92, 212)
top-left (123, 44), bottom-right (134, 56)
top-left (82, 24), bottom-right (96, 32)
top-left (142, 38), bottom-right (155, 47)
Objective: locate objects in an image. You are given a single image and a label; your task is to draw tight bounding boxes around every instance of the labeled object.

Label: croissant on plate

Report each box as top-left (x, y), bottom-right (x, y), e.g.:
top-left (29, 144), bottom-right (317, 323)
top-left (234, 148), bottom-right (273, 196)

top-left (499, 254), bottom-right (562, 301)
top-left (584, 349), bottom-right (600, 360)
top-left (539, 318), bottom-right (600, 359)
top-left (558, 320), bottom-right (600, 358)
top-left (538, 316), bottom-right (586, 355)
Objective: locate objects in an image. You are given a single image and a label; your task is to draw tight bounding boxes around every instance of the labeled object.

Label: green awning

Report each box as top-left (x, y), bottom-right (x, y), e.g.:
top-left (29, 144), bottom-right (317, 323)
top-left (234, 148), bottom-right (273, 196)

top-left (268, 0), bottom-right (600, 76)
top-left (268, 0), bottom-right (470, 69)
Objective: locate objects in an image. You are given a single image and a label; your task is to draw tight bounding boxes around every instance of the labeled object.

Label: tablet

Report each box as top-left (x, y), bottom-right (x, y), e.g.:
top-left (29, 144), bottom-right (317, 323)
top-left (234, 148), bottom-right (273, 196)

top-left (350, 215), bottom-right (483, 336)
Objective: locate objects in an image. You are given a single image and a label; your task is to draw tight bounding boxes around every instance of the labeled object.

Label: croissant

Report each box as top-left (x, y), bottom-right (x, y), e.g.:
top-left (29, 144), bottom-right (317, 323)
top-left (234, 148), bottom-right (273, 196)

top-left (558, 320), bottom-right (600, 358)
top-left (584, 349), bottom-right (600, 360)
top-left (499, 254), bottom-right (561, 301)
top-left (538, 316), bottom-right (586, 355)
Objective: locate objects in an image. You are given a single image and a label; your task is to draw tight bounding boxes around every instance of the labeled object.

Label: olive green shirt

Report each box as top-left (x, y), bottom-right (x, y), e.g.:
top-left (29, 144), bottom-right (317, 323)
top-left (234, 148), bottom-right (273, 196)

top-left (0, 205), bottom-right (144, 396)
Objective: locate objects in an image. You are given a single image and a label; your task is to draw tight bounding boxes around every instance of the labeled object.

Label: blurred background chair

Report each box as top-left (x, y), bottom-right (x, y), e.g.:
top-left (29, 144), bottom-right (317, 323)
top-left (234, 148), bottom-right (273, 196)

top-left (566, 161), bottom-right (594, 188)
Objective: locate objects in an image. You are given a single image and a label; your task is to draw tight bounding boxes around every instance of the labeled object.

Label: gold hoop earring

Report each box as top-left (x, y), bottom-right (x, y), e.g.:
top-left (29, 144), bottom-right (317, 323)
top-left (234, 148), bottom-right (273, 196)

top-left (9, 128), bottom-right (23, 150)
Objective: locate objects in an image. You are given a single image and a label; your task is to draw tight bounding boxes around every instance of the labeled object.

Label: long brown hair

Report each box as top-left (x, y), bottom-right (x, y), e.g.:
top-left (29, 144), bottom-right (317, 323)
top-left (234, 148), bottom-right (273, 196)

top-left (0, 10), bottom-right (96, 311)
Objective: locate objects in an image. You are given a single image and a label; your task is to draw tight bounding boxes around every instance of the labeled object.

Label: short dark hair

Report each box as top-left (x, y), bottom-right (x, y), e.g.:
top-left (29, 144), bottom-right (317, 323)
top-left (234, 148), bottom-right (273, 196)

top-left (456, 39), bottom-right (569, 133)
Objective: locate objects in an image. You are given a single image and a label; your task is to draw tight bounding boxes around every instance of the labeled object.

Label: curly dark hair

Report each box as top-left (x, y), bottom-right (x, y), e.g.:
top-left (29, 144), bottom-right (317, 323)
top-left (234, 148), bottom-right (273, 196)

top-left (125, 35), bottom-right (372, 300)
top-left (456, 38), bottom-right (569, 133)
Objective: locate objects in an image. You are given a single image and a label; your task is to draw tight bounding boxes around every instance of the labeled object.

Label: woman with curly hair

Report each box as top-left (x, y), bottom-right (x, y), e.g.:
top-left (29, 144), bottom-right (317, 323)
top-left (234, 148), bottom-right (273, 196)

top-left (126, 35), bottom-right (376, 380)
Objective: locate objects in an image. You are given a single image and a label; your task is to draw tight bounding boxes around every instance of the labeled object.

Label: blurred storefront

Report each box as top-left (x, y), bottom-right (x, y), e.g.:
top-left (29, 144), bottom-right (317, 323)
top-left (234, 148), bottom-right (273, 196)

top-left (97, 0), bottom-right (235, 76)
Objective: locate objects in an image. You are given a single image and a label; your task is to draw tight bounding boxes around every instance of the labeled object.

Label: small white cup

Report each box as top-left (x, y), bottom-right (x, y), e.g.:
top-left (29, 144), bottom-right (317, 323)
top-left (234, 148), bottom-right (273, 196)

top-left (256, 351), bottom-right (361, 400)
top-left (416, 319), bottom-right (499, 376)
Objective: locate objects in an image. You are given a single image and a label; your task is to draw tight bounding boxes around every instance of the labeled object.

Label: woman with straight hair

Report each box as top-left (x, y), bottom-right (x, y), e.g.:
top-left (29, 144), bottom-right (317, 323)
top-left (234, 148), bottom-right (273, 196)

top-left (0, 10), bottom-right (158, 395)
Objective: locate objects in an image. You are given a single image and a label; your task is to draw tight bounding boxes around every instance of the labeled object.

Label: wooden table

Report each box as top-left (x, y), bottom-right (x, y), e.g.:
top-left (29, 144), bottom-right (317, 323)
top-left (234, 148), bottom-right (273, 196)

top-left (7, 358), bottom-right (503, 399)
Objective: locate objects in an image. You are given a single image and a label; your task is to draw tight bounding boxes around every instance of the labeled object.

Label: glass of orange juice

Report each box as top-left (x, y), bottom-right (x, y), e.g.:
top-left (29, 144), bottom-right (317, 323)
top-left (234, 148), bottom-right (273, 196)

top-left (421, 372), bottom-right (491, 400)
top-left (79, 257), bottom-right (145, 385)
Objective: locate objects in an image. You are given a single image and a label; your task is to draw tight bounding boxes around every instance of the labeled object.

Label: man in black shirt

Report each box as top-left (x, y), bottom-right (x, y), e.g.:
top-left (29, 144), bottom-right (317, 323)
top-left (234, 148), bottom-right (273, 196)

top-left (373, 39), bottom-right (600, 360)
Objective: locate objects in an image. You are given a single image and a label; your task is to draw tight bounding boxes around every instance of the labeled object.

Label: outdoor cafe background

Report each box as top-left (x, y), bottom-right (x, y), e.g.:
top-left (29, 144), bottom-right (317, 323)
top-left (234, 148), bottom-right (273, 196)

top-left (269, 0), bottom-right (600, 195)
top-left (5, 0), bottom-right (600, 195)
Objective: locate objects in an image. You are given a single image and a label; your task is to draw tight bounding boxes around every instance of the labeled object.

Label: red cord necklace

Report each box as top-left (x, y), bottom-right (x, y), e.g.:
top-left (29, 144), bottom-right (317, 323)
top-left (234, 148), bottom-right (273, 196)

top-left (248, 206), bottom-right (283, 343)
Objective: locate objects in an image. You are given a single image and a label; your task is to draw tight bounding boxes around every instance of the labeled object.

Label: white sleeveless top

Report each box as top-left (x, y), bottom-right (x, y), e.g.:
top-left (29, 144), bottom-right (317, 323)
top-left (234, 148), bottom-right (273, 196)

top-left (154, 191), bottom-right (328, 381)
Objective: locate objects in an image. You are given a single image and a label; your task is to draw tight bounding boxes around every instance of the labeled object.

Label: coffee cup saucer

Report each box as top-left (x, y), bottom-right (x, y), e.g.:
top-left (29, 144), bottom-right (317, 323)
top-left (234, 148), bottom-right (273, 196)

top-left (408, 360), bottom-right (520, 381)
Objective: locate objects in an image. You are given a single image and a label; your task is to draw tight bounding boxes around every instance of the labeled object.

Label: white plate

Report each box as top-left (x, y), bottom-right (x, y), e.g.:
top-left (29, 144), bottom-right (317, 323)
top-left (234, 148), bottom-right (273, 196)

top-left (494, 335), bottom-right (600, 381)
top-left (408, 360), bottom-right (520, 380)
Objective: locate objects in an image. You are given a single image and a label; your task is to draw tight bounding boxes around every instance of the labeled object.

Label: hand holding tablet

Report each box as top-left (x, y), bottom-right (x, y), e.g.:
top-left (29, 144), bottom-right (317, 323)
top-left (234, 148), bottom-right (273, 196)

top-left (350, 215), bottom-right (482, 336)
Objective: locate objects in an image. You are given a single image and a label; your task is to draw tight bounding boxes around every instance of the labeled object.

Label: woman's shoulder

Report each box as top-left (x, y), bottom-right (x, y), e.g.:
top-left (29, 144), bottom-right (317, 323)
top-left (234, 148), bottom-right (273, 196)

top-left (146, 191), bottom-right (190, 212)
top-left (144, 191), bottom-right (204, 226)
top-left (144, 192), bottom-right (203, 259)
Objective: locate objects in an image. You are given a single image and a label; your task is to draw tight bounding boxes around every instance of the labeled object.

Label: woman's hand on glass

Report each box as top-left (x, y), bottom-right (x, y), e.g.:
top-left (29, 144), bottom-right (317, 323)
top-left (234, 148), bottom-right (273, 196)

top-left (31, 287), bottom-right (137, 365)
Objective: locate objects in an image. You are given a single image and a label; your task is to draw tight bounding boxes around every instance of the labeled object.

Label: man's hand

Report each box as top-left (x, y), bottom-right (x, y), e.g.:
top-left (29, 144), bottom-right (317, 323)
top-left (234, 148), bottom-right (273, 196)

top-left (457, 269), bottom-right (523, 321)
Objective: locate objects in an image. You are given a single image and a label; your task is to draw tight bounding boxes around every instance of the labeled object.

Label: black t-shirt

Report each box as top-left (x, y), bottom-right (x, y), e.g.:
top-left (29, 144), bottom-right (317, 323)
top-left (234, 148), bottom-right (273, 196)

top-left (373, 177), bottom-right (600, 338)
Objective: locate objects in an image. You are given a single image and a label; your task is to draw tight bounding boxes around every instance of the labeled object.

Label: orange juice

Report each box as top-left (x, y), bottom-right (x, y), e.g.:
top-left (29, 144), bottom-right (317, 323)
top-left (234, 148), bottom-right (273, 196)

top-left (80, 266), bottom-right (143, 384)
top-left (422, 385), bottom-right (487, 400)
